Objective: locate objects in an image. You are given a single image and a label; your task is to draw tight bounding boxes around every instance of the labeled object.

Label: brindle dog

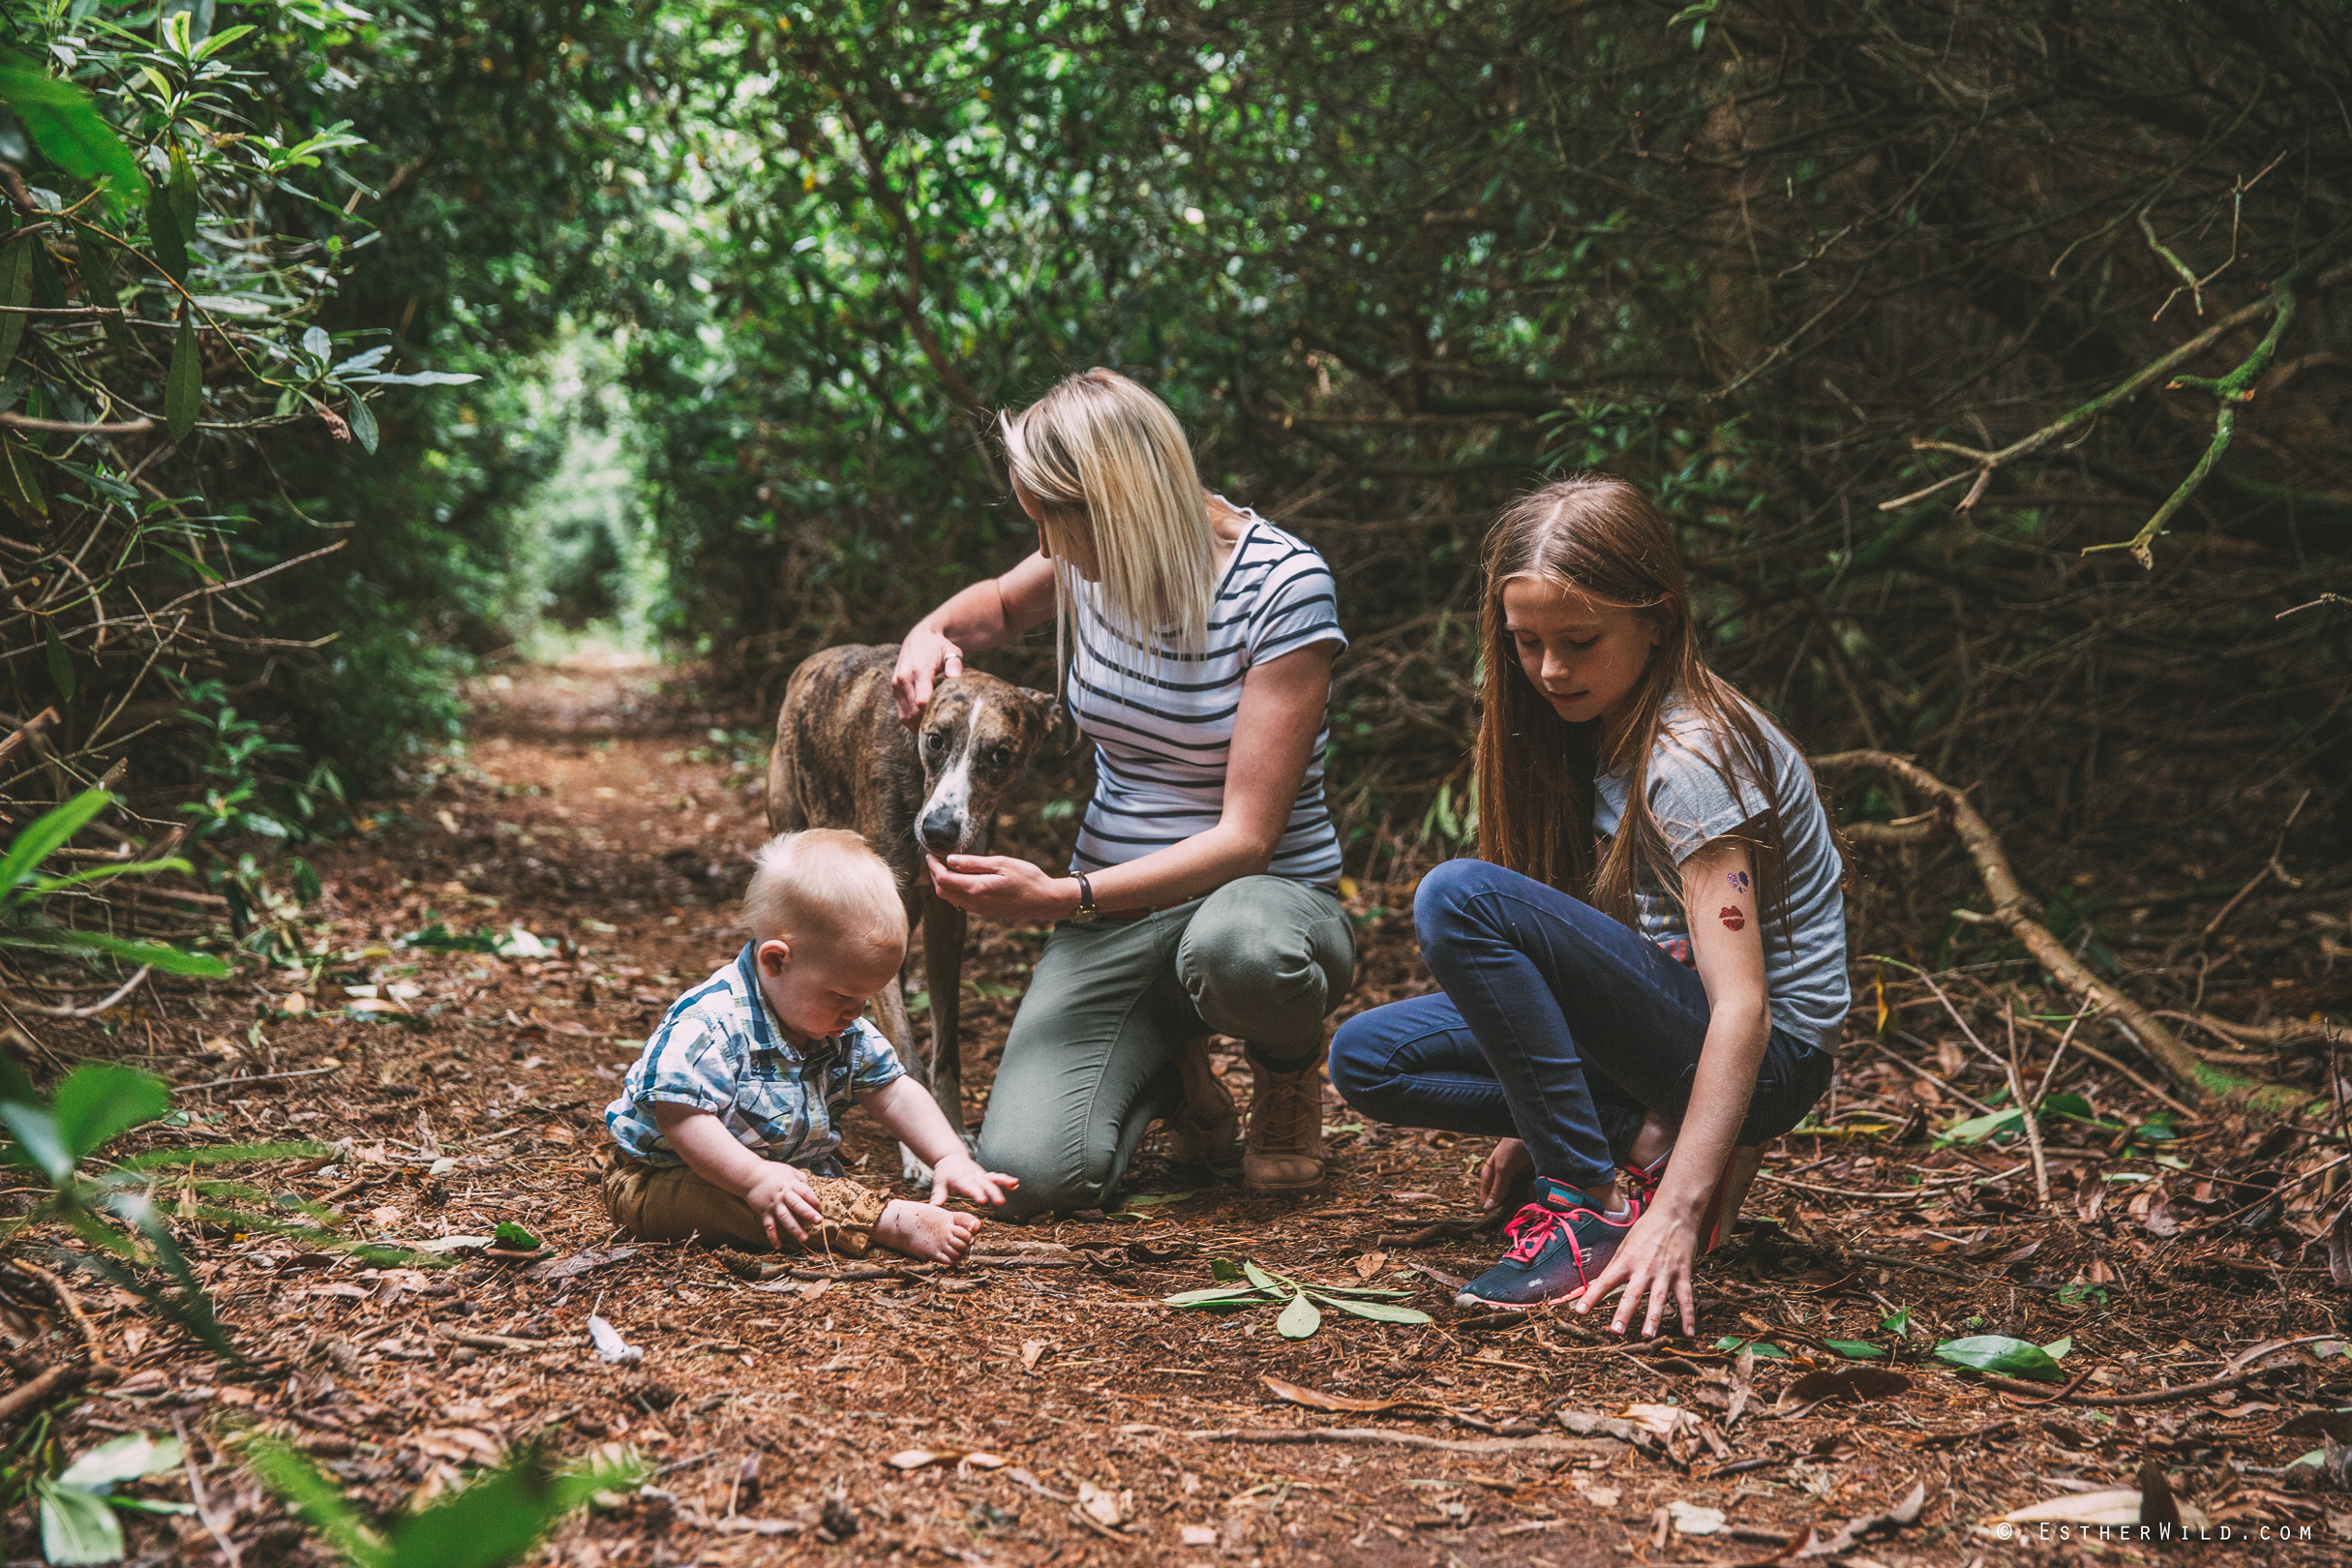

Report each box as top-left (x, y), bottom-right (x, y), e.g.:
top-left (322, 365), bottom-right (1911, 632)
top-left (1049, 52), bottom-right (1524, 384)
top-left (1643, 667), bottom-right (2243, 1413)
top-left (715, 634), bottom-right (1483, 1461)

top-left (767, 644), bottom-right (1058, 1183)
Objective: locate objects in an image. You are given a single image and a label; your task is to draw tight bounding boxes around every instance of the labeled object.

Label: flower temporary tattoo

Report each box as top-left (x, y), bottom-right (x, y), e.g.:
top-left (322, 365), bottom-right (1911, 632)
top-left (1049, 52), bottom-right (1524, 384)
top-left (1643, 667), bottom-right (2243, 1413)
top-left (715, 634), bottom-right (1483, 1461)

top-left (1727, 870), bottom-right (1751, 893)
top-left (1718, 905), bottom-right (1747, 932)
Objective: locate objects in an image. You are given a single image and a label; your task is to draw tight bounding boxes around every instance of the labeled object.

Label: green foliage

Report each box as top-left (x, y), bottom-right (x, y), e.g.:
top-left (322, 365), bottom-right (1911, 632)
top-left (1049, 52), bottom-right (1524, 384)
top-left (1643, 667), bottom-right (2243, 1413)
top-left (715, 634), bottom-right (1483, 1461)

top-left (33, 1432), bottom-right (192, 1564)
top-left (1161, 1257), bottom-right (1432, 1339)
top-left (244, 1435), bottom-right (648, 1568)
top-left (1933, 1334), bottom-right (2073, 1383)
top-left (0, 792), bottom-right (226, 980)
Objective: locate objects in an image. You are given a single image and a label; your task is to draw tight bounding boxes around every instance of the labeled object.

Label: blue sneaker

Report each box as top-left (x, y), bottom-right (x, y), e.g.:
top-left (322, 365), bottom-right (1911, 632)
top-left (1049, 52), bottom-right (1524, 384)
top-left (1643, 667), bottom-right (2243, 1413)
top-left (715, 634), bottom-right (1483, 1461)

top-left (1455, 1175), bottom-right (1635, 1310)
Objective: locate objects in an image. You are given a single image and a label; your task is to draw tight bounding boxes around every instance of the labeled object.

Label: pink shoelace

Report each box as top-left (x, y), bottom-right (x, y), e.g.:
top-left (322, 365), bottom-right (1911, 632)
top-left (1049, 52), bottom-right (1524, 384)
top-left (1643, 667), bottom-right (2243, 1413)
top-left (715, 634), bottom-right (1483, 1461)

top-left (1500, 1200), bottom-right (1590, 1266)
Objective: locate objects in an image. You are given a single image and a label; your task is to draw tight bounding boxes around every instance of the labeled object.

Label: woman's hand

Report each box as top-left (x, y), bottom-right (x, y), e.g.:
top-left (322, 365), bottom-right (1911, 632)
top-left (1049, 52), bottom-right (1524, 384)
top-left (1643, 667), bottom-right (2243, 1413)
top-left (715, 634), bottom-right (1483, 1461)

top-left (1479, 1138), bottom-right (1534, 1213)
top-left (1574, 1202), bottom-right (1701, 1338)
top-left (926, 1151), bottom-right (1018, 1209)
top-left (892, 628), bottom-right (966, 727)
top-left (927, 854), bottom-right (1080, 923)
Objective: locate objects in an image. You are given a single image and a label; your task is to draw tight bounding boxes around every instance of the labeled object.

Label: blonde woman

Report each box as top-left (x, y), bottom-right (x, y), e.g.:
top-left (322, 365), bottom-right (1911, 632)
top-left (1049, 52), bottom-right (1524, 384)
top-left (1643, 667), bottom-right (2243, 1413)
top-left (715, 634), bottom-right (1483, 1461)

top-left (891, 368), bottom-right (1353, 1215)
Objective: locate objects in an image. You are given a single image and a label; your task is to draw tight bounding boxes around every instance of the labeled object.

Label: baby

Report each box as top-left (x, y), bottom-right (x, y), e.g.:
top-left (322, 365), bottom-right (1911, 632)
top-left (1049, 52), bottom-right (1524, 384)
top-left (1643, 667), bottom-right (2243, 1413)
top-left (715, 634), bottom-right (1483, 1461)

top-left (600, 829), bottom-right (1014, 1263)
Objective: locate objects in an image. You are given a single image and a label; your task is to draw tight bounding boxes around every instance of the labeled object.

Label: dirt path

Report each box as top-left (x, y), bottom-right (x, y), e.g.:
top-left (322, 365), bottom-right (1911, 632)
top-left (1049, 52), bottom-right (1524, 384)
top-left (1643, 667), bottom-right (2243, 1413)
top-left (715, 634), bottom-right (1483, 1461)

top-left (11, 657), bottom-right (2348, 1564)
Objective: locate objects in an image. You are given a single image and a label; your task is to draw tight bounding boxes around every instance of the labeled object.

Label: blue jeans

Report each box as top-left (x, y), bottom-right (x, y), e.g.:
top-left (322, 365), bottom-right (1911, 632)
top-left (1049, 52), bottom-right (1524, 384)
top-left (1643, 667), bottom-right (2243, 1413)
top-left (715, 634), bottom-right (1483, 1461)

top-left (1330, 859), bottom-right (1830, 1191)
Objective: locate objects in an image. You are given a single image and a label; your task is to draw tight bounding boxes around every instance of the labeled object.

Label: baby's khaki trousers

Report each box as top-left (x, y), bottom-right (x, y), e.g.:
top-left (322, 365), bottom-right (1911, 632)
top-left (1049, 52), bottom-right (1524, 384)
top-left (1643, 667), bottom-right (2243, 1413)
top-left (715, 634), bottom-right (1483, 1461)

top-left (600, 1151), bottom-right (887, 1258)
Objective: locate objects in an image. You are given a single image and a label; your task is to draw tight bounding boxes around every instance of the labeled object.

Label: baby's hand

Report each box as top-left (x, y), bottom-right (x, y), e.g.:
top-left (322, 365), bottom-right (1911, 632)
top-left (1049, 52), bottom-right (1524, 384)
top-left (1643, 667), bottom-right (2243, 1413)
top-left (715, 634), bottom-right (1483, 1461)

top-left (926, 1152), bottom-right (1018, 1210)
top-left (743, 1161), bottom-right (823, 1249)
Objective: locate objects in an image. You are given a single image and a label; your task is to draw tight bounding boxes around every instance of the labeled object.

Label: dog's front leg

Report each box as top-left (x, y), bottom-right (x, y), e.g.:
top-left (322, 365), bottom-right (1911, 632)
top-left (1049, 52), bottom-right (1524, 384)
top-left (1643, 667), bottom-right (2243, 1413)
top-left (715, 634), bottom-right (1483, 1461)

top-left (922, 890), bottom-right (977, 1157)
top-left (869, 971), bottom-right (935, 1191)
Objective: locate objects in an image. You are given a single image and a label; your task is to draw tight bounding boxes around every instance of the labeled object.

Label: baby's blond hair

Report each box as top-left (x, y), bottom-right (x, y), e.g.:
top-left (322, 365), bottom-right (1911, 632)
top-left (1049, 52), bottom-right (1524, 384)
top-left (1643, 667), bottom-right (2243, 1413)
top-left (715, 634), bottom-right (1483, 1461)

top-left (741, 829), bottom-right (906, 956)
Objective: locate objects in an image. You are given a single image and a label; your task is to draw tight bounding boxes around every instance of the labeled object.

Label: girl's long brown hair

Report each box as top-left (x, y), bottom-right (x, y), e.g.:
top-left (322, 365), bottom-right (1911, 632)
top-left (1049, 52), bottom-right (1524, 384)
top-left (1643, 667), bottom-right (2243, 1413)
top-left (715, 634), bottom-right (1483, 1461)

top-left (1472, 473), bottom-right (1812, 939)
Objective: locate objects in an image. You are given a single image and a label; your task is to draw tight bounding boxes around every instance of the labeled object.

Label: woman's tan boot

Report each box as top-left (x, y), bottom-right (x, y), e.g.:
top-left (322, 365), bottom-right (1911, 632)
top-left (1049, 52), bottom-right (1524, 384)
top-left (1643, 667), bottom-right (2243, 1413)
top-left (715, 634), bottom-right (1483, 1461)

top-left (1161, 1037), bottom-right (1241, 1175)
top-left (1243, 1052), bottom-right (1328, 1194)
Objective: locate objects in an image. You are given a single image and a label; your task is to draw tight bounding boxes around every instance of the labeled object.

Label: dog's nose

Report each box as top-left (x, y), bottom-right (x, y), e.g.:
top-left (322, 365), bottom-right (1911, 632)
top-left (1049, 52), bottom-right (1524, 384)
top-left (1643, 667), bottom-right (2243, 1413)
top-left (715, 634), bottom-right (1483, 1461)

top-left (919, 808), bottom-right (963, 856)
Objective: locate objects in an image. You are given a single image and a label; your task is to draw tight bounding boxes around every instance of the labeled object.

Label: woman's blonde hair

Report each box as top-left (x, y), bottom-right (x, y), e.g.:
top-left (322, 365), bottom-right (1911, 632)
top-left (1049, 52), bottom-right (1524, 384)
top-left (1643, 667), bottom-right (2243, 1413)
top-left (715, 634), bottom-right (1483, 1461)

top-left (1000, 369), bottom-right (1217, 656)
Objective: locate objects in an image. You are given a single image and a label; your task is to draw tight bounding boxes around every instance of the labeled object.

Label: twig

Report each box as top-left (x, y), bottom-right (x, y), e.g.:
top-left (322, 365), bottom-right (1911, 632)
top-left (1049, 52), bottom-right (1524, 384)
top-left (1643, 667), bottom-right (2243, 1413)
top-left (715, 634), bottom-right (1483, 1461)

top-left (2198, 789), bottom-right (2308, 944)
top-left (1115, 1423), bottom-right (1621, 1457)
top-left (18, 966), bottom-right (151, 1019)
top-left (174, 1416), bottom-right (243, 1568)
top-left (0, 708), bottom-right (59, 772)
top-left (1972, 1367), bottom-right (2266, 1406)
top-left (0, 1360), bottom-right (86, 1426)
top-left (0, 411), bottom-right (152, 434)
top-left (2002, 1003), bottom-right (2051, 1208)
top-left (1, 1257), bottom-right (110, 1372)
top-left (1816, 752), bottom-right (2295, 1109)
top-left (175, 1065), bottom-right (347, 1094)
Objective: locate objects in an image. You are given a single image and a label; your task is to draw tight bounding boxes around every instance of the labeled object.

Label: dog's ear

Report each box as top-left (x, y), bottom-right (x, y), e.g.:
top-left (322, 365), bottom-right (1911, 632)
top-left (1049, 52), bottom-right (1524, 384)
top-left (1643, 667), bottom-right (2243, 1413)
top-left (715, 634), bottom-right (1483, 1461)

top-left (1018, 686), bottom-right (1064, 734)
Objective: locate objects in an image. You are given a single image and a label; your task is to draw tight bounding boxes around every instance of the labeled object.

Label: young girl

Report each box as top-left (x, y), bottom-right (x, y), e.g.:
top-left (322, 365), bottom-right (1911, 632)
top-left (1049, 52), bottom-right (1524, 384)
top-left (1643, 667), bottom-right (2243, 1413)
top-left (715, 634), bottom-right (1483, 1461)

top-left (1329, 475), bottom-right (1848, 1337)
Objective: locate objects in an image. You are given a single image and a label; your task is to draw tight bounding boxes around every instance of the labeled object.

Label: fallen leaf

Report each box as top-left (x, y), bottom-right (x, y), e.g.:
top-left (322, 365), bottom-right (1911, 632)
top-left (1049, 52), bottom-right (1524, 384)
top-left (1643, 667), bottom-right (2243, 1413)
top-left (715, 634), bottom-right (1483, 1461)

top-left (2330, 1205), bottom-right (2352, 1291)
top-left (890, 1449), bottom-right (962, 1470)
top-left (1181, 1524), bottom-right (1217, 1546)
top-left (1077, 1479), bottom-right (1123, 1528)
top-left (522, 1248), bottom-right (636, 1283)
top-left (587, 1315), bottom-right (643, 1366)
top-left (1353, 1251), bottom-right (1389, 1282)
top-left (2000, 1490), bottom-right (2149, 1526)
top-left (1778, 1367), bottom-right (1914, 1413)
top-left (1021, 1340), bottom-right (1049, 1371)
top-left (798, 1279), bottom-right (832, 1301)
top-left (1261, 1375), bottom-right (1438, 1415)
top-left (1665, 1500), bottom-right (1726, 1537)
top-left (1392, 1191), bottom-right (1443, 1202)
top-left (1799, 1479), bottom-right (1929, 1557)
top-left (1619, 1402), bottom-right (1700, 1438)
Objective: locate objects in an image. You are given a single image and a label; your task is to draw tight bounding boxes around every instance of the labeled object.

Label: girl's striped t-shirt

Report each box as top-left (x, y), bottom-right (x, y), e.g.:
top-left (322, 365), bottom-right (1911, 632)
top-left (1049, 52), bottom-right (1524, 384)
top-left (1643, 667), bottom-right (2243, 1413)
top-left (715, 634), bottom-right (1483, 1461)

top-left (1066, 507), bottom-right (1347, 890)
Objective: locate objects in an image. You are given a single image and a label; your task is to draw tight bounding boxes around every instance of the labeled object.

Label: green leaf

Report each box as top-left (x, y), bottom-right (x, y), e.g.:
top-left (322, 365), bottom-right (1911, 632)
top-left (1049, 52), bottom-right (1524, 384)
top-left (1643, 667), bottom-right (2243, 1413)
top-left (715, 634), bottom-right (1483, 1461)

top-left (1209, 1258), bottom-right (1246, 1282)
top-left (0, 791), bottom-right (110, 897)
top-left (166, 143), bottom-right (197, 254)
top-left (2, 1101), bottom-right (75, 1182)
top-left (1932, 1334), bottom-right (2067, 1382)
top-left (1934, 1107), bottom-right (2022, 1147)
top-left (92, 1191), bottom-right (235, 1359)
top-left (0, 52), bottom-right (148, 207)
top-left (1823, 1339), bottom-right (1887, 1359)
top-left (7, 926), bottom-right (230, 978)
top-left (242, 1435), bottom-right (388, 1568)
top-left (59, 1432), bottom-right (185, 1488)
top-left (145, 186), bottom-right (187, 286)
top-left (346, 391), bottom-right (377, 454)
top-left (0, 435), bottom-right (45, 522)
top-left (2042, 1336), bottom-right (2073, 1361)
top-left (166, 308), bottom-right (200, 442)
top-left (1160, 1285), bottom-right (1274, 1310)
top-left (1276, 1290), bottom-right (1321, 1340)
top-left (0, 228), bottom-right (33, 374)
top-left (1119, 1191), bottom-right (1194, 1209)
top-left (44, 618), bottom-right (75, 701)
top-left (1242, 1259), bottom-right (1287, 1294)
top-left (384, 1443), bottom-right (641, 1568)
top-left (1880, 1305), bottom-right (1913, 1340)
top-left (0, 1047), bottom-right (33, 1105)
top-left (1310, 1293), bottom-right (1432, 1326)
top-left (493, 1221), bottom-right (541, 1251)
top-left (36, 1475), bottom-right (124, 1564)
top-left (50, 1064), bottom-right (171, 1159)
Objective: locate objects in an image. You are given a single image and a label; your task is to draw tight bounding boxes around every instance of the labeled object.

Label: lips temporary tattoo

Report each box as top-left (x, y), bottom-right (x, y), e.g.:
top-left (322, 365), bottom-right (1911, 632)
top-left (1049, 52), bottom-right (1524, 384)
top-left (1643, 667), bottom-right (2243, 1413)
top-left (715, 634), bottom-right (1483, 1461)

top-left (1728, 870), bottom-right (1751, 892)
top-left (1719, 905), bottom-right (1747, 931)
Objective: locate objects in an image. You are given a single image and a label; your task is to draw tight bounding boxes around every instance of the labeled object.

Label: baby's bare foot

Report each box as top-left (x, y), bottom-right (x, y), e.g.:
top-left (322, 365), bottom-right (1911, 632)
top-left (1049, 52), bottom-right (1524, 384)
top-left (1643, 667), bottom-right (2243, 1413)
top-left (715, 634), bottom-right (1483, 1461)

top-left (874, 1199), bottom-right (984, 1263)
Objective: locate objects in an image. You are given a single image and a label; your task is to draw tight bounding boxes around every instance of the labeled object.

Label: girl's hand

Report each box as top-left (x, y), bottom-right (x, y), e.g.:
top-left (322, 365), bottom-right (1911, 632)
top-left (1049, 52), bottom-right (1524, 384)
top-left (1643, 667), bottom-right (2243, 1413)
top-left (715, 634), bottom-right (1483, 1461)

top-left (1479, 1138), bottom-right (1533, 1213)
top-left (927, 854), bottom-right (1079, 923)
top-left (1575, 1203), bottom-right (1701, 1338)
top-left (926, 1151), bottom-right (1018, 1209)
top-left (892, 630), bottom-right (965, 727)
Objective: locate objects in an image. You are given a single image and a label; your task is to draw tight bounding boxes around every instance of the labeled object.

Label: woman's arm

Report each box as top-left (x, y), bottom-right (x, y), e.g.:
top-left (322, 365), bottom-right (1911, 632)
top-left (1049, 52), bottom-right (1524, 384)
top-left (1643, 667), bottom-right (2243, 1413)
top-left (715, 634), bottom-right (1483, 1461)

top-left (1575, 833), bottom-right (1771, 1337)
top-left (926, 640), bottom-right (1339, 920)
top-left (892, 552), bottom-right (1060, 723)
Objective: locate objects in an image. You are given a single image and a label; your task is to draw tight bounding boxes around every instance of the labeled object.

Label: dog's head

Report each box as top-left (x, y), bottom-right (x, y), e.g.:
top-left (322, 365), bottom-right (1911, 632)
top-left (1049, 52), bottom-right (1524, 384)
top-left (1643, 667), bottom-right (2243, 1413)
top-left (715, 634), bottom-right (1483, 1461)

top-left (913, 674), bottom-right (1060, 858)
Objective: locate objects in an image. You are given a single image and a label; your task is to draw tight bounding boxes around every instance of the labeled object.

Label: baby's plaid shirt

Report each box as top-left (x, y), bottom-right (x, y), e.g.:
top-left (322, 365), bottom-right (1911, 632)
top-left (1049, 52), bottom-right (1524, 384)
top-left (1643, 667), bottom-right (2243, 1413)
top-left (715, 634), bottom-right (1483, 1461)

top-left (603, 943), bottom-right (905, 1175)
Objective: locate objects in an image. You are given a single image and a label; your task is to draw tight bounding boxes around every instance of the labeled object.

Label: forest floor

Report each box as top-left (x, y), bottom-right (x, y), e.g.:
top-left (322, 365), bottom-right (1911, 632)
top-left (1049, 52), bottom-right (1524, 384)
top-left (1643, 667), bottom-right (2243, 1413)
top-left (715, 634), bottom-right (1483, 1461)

top-left (9, 656), bottom-right (2352, 1566)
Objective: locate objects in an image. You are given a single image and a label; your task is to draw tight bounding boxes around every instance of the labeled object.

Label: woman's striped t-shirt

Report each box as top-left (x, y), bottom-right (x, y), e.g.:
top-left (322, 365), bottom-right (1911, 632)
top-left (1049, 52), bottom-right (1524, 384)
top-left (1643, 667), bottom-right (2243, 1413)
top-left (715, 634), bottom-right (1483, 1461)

top-left (1066, 506), bottom-right (1347, 891)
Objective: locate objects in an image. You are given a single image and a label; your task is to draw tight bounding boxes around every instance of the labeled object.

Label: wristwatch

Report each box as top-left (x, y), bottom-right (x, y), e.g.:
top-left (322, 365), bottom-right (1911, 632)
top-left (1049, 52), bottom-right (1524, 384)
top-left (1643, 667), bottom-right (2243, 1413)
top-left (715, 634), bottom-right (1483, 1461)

top-left (1072, 873), bottom-right (1099, 924)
